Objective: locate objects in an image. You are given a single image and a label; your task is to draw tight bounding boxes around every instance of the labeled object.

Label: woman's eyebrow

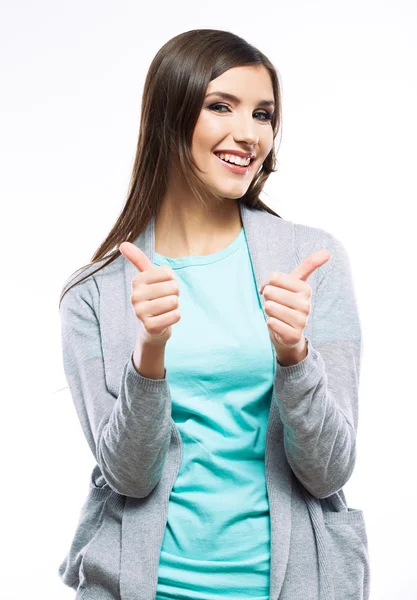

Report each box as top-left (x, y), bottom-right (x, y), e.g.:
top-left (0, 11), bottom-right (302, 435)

top-left (205, 91), bottom-right (275, 108)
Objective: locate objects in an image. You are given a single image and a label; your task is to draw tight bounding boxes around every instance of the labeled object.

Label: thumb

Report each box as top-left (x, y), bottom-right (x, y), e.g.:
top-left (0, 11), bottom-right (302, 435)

top-left (119, 241), bottom-right (153, 272)
top-left (290, 249), bottom-right (332, 282)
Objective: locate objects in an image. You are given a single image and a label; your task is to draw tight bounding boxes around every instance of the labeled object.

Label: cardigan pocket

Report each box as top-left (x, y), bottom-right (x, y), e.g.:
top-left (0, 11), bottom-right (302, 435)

top-left (323, 508), bottom-right (370, 600)
top-left (78, 487), bottom-right (125, 598)
top-left (58, 483), bottom-right (112, 591)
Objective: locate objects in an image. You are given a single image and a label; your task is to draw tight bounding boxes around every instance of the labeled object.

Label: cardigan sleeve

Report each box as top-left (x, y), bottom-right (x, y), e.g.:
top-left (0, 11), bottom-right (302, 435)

top-left (59, 275), bottom-right (173, 499)
top-left (273, 231), bottom-right (363, 499)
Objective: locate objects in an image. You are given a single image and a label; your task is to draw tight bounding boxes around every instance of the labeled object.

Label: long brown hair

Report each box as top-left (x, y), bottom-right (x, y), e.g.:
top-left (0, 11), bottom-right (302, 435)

top-left (59, 29), bottom-right (283, 309)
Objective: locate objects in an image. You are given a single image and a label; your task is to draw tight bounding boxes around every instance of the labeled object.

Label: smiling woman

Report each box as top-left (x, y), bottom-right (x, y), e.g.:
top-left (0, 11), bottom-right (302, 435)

top-left (57, 28), bottom-right (370, 600)
top-left (58, 31), bottom-right (283, 302)
top-left (152, 62), bottom-right (279, 257)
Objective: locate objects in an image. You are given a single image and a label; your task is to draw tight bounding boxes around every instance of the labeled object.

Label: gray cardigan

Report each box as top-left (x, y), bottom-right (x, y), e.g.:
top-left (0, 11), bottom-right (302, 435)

top-left (58, 202), bottom-right (370, 599)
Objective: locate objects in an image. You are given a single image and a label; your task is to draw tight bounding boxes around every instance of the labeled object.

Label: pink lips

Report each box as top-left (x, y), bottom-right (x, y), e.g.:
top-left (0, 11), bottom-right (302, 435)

top-left (214, 149), bottom-right (255, 159)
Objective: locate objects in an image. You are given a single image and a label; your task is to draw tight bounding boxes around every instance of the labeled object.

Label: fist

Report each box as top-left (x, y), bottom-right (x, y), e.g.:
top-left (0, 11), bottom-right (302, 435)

top-left (119, 242), bottom-right (181, 345)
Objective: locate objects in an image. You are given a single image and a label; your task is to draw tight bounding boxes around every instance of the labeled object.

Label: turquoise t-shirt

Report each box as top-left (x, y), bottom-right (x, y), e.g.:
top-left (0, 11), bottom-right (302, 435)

top-left (154, 226), bottom-right (275, 600)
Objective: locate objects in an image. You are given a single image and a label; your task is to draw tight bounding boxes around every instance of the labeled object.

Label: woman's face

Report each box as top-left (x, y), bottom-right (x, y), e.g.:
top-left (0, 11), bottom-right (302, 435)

top-left (191, 65), bottom-right (275, 199)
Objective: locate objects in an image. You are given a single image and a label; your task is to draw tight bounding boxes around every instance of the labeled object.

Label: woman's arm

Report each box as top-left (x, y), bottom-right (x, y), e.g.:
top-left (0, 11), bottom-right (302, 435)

top-left (273, 232), bottom-right (363, 499)
top-left (60, 277), bottom-right (172, 498)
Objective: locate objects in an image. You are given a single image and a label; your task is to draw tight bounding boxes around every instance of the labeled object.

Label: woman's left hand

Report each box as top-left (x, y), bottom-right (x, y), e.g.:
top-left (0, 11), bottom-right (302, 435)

top-left (259, 249), bottom-right (332, 355)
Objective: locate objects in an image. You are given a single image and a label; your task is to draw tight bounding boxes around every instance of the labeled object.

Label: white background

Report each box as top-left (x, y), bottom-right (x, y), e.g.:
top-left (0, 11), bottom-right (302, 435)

top-left (1, 1), bottom-right (416, 598)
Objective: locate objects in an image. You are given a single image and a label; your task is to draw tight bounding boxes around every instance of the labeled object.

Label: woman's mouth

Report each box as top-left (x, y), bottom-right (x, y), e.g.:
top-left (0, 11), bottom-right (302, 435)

top-left (213, 152), bottom-right (254, 175)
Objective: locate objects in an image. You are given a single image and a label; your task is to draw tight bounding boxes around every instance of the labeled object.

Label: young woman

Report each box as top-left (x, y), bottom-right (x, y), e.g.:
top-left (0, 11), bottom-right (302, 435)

top-left (58, 29), bottom-right (370, 600)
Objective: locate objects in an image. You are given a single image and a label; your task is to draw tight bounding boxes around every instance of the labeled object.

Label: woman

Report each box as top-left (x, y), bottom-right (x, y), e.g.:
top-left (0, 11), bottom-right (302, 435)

top-left (58, 29), bottom-right (370, 600)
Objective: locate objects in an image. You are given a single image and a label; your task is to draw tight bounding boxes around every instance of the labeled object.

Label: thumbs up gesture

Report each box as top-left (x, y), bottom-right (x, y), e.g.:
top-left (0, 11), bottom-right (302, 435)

top-left (259, 249), bottom-right (332, 364)
top-left (119, 242), bottom-right (182, 346)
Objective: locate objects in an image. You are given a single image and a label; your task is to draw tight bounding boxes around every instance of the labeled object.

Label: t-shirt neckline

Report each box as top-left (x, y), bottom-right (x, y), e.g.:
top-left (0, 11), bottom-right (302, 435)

top-left (153, 227), bottom-right (245, 268)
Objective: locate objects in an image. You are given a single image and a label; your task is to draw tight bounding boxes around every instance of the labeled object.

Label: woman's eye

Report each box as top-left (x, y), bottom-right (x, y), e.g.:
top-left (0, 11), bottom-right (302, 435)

top-left (208, 103), bottom-right (273, 121)
top-left (209, 103), bottom-right (229, 113)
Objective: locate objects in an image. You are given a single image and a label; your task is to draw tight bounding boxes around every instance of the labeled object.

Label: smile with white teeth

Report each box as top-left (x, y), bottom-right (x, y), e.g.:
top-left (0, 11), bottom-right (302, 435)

top-left (215, 152), bottom-right (252, 166)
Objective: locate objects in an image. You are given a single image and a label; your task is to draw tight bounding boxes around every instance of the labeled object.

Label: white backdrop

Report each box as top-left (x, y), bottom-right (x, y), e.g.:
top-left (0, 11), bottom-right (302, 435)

top-left (1, 1), bottom-right (416, 598)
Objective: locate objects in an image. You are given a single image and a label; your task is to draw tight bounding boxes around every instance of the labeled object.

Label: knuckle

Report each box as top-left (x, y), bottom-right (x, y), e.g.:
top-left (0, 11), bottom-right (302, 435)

top-left (294, 310), bottom-right (305, 325)
top-left (299, 315), bottom-right (308, 328)
top-left (147, 320), bottom-right (158, 333)
top-left (134, 304), bottom-right (143, 318)
top-left (131, 275), bottom-right (143, 289)
top-left (131, 292), bottom-right (141, 307)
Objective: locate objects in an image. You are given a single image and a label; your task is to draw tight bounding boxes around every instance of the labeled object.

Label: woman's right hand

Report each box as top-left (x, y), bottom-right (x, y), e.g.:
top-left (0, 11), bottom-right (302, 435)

top-left (119, 241), bottom-right (181, 346)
